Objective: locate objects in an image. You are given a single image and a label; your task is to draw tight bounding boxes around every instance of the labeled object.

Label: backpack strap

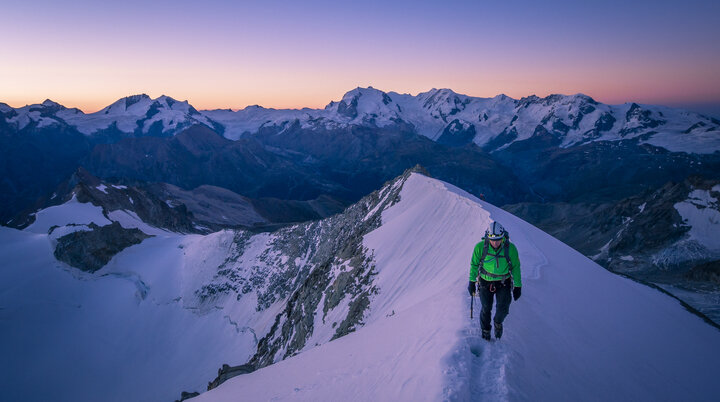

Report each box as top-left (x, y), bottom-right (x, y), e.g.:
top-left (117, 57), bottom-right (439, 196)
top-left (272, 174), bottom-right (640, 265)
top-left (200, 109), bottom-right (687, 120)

top-left (480, 236), bottom-right (490, 263)
top-left (503, 241), bottom-right (513, 271)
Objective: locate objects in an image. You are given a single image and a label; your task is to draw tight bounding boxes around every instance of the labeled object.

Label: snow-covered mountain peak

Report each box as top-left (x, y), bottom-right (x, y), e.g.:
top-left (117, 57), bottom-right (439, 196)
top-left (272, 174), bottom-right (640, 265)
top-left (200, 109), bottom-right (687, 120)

top-left (40, 99), bottom-right (64, 108)
top-left (243, 104), bottom-right (266, 111)
top-left (100, 94), bottom-right (153, 115)
top-left (57, 93), bottom-right (214, 135)
top-left (334, 86), bottom-right (394, 110)
top-left (417, 87), bottom-right (464, 101)
top-left (17, 99), bottom-right (67, 113)
top-left (98, 93), bottom-right (200, 117)
top-left (154, 95), bottom-right (200, 114)
top-left (323, 86), bottom-right (400, 123)
top-left (3, 99), bottom-right (71, 130)
top-left (338, 86), bottom-right (388, 102)
top-left (418, 88), bottom-right (468, 108)
top-left (569, 92), bottom-right (597, 103)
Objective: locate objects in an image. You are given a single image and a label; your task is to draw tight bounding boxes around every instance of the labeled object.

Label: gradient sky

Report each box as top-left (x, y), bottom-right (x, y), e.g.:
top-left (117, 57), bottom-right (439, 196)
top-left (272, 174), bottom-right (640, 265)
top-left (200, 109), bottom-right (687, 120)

top-left (2, 0), bottom-right (719, 116)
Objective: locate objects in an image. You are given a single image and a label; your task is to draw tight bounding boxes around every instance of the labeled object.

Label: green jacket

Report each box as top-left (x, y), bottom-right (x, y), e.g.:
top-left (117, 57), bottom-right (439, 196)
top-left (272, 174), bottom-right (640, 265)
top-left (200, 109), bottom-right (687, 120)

top-left (469, 239), bottom-right (521, 287)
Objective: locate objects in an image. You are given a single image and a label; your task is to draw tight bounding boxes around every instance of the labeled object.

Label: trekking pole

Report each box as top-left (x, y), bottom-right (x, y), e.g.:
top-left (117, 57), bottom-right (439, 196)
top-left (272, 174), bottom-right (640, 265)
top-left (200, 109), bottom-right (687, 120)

top-left (470, 293), bottom-right (474, 319)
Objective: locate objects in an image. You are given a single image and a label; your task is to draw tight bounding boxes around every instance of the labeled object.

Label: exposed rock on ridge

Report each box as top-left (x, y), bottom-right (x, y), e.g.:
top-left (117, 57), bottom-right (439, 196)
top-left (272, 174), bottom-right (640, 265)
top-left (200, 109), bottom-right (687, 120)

top-left (203, 166), bottom-right (427, 391)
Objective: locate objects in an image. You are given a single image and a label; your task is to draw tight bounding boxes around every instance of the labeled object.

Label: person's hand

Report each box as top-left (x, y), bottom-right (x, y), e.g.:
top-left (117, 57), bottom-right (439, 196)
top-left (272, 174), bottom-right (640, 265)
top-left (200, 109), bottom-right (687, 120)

top-left (468, 281), bottom-right (476, 296)
top-left (513, 287), bottom-right (522, 301)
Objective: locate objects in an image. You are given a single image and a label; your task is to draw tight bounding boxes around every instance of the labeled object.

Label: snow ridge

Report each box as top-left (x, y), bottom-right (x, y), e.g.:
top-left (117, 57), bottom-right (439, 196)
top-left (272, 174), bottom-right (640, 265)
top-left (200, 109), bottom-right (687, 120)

top-left (196, 173), bottom-right (720, 401)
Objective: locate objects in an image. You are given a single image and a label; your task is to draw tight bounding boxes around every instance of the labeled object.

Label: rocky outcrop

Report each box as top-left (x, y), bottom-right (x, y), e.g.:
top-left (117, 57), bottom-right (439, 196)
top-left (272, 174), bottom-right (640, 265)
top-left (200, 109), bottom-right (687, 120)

top-left (9, 167), bottom-right (202, 233)
top-left (206, 364), bottom-right (255, 391)
top-left (203, 167), bottom-right (424, 391)
top-left (53, 221), bottom-right (151, 272)
top-left (175, 391), bottom-right (200, 402)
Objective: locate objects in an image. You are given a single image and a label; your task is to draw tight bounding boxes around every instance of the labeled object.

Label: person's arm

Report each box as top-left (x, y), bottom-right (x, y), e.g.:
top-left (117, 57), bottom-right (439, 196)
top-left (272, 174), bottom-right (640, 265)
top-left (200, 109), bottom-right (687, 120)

top-left (469, 241), bottom-right (483, 281)
top-left (510, 243), bottom-right (521, 287)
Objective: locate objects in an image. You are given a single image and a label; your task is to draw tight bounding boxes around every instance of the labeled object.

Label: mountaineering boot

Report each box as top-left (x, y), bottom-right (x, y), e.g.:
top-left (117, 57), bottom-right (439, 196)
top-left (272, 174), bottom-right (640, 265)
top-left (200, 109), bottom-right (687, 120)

top-left (481, 329), bottom-right (491, 340)
top-left (494, 322), bottom-right (503, 339)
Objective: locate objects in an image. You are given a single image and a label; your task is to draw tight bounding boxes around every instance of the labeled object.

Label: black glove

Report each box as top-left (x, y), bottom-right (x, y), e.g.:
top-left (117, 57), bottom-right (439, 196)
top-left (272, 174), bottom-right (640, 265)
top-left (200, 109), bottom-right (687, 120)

top-left (468, 281), bottom-right (477, 296)
top-left (513, 287), bottom-right (522, 301)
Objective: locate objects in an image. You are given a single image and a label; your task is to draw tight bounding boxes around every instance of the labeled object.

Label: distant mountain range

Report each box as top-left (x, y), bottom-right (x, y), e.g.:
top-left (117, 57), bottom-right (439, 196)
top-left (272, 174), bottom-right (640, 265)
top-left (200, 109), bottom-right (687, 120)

top-left (1, 88), bottom-right (719, 321)
top-left (3, 87), bottom-right (720, 153)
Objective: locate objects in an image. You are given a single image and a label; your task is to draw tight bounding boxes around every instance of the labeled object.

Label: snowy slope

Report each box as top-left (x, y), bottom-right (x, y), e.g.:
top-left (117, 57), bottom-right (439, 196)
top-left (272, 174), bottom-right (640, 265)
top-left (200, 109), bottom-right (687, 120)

top-left (0, 189), bottom-right (280, 401)
top-left (196, 173), bottom-right (720, 401)
top-left (0, 208), bottom-right (269, 401)
top-left (0, 228), bottom-right (263, 402)
top-left (0, 172), bottom-right (406, 402)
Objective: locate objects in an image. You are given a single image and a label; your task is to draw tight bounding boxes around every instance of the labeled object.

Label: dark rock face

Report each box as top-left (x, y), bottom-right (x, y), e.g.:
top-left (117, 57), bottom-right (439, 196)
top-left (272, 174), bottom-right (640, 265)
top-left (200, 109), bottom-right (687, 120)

top-left (53, 221), bottom-right (151, 272)
top-left (686, 260), bottom-right (720, 284)
top-left (337, 97), bottom-right (359, 119)
top-left (436, 119), bottom-right (476, 146)
top-left (595, 112), bottom-right (617, 132)
top-left (11, 167), bottom-right (203, 234)
top-left (85, 124), bottom-right (333, 202)
top-left (506, 177), bottom-right (718, 286)
top-left (606, 181), bottom-right (692, 257)
top-left (0, 123), bottom-right (92, 225)
top-left (251, 124), bottom-right (531, 206)
top-left (147, 183), bottom-right (267, 228)
top-left (73, 171), bottom-right (200, 234)
top-left (175, 390), bottom-right (201, 402)
top-left (206, 364), bottom-right (254, 392)
top-left (497, 136), bottom-right (720, 204)
top-left (620, 103), bottom-right (665, 136)
top-left (248, 194), bottom-right (346, 225)
top-left (249, 170), bottom-right (407, 362)
top-left (577, 112), bottom-right (617, 142)
top-left (503, 202), bottom-right (619, 256)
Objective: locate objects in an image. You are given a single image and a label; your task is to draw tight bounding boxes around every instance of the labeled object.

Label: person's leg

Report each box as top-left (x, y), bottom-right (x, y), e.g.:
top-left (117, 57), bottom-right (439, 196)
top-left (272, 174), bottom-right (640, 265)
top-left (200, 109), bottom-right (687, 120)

top-left (479, 281), bottom-right (494, 332)
top-left (493, 283), bottom-right (512, 326)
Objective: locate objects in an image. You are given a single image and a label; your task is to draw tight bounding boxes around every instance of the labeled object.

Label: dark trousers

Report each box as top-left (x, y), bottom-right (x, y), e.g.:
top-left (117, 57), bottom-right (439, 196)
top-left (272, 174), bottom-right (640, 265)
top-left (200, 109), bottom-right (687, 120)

top-left (478, 279), bottom-right (512, 331)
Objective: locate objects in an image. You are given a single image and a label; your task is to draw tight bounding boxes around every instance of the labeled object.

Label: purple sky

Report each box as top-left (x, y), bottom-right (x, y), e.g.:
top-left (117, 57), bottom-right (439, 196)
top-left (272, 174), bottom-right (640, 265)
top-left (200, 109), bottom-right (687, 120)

top-left (2, 0), bottom-right (719, 117)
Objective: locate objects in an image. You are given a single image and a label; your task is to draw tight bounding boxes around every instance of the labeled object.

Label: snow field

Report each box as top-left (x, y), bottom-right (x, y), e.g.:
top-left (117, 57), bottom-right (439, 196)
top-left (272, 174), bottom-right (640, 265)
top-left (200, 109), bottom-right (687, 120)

top-left (0, 227), bottom-right (268, 402)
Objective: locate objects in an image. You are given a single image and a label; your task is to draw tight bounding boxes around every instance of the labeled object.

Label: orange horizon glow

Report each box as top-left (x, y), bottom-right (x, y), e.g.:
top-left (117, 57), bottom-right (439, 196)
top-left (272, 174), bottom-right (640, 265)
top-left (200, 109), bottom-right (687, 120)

top-left (3, 82), bottom-right (719, 115)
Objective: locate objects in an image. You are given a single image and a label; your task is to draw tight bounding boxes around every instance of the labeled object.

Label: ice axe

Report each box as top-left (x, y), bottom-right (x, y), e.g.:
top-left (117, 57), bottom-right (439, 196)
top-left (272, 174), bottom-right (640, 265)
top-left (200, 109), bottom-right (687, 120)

top-left (470, 292), bottom-right (474, 319)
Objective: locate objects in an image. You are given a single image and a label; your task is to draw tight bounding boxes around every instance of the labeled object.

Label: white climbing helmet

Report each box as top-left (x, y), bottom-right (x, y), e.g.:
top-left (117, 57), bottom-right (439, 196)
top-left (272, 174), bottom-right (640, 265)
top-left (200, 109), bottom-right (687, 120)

top-left (485, 221), bottom-right (506, 241)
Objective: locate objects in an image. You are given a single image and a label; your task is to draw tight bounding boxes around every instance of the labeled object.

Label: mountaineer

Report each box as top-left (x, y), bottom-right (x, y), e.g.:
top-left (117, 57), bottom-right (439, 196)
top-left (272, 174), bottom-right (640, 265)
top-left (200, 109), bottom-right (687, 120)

top-left (468, 221), bottom-right (522, 340)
